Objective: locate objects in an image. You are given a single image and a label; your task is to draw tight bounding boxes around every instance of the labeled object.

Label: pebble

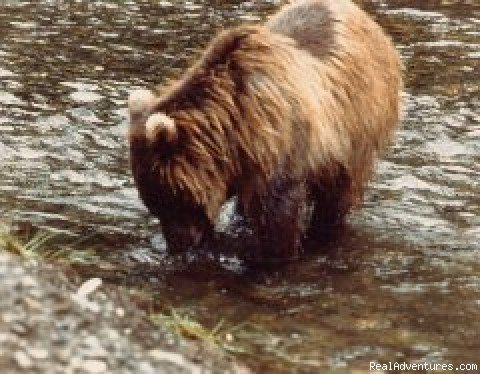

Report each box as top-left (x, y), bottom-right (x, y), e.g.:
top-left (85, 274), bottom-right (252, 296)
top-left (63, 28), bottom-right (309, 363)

top-left (82, 359), bottom-right (108, 374)
top-left (83, 335), bottom-right (102, 349)
top-left (137, 361), bottom-right (155, 374)
top-left (14, 350), bottom-right (33, 369)
top-left (2, 312), bottom-right (16, 323)
top-left (11, 322), bottom-right (29, 335)
top-left (115, 307), bottom-right (125, 318)
top-left (0, 333), bottom-right (14, 343)
top-left (20, 275), bottom-right (38, 288)
top-left (102, 328), bottom-right (119, 341)
top-left (149, 349), bottom-right (195, 368)
top-left (24, 296), bottom-right (43, 310)
top-left (84, 346), bottom-right (108, 359)
top-left (75, 278), bottom-right (102, 298)
top-left (27, 347), bottom-right (49, 360)
top-left (148, 349), bottom-right (203, 374)
top-left (53, 348), bottom-right (71, 364)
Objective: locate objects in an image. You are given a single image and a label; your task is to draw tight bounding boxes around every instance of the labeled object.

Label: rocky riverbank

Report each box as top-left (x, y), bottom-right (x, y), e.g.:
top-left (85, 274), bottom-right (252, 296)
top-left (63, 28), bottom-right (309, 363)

top-left (0, 250), bottom-right (248, 374)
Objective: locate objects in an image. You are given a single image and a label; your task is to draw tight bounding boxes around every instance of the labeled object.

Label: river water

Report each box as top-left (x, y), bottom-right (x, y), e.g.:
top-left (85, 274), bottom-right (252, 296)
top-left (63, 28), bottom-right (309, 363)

top-left (1, 0), bottom-right (479, 372)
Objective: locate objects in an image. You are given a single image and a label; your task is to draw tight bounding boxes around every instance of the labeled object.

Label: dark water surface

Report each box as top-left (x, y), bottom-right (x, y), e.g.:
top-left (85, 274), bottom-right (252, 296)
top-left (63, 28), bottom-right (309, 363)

top-left (1, 0), bottom-right (479, 372)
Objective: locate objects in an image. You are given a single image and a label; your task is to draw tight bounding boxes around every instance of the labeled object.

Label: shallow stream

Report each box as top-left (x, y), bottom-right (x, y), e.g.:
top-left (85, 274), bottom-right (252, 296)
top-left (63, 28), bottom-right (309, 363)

top-left (1, 0), bottom-right (479, 372)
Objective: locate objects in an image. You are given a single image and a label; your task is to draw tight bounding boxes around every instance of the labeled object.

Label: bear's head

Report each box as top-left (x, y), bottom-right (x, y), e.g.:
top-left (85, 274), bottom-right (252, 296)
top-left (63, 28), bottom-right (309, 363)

top-left (128, 89), bottom-right (231, 253)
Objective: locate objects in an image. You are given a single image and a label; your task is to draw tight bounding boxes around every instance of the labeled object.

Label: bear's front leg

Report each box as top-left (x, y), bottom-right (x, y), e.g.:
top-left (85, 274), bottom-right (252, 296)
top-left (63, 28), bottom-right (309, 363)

top-left (244, 176), bottom-right (313, 261)
top-left (308, 166), bottom-right (354, 234)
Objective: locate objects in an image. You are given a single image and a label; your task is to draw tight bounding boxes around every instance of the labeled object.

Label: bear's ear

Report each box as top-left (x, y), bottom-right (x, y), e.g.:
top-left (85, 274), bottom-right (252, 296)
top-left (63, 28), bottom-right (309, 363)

top-left (145, 112), bottom-right (178, 146)
top-left (128, 89), bottom-right (156, 124)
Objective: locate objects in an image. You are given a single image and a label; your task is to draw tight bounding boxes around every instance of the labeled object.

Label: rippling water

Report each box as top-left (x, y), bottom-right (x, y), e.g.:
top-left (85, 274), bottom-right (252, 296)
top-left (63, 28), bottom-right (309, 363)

top-left (1, 0), bottom-right (479, 372)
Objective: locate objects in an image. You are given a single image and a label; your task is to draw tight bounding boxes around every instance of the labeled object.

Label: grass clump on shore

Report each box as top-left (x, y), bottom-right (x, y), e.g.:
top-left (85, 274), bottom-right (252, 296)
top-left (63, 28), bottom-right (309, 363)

top-left (0, 222), bottom-right (98, 264)
top-left (0, 222), bottom-right (53, 258)
top-left (151, 309), bottom-right (252, 354)
top-left (151, 309), bottom-right (321, 368)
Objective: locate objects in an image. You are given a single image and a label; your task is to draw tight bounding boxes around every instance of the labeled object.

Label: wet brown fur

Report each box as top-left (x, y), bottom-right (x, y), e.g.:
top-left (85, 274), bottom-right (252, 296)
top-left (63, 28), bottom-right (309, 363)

top-left (129, 0), bottom-right (402, 258)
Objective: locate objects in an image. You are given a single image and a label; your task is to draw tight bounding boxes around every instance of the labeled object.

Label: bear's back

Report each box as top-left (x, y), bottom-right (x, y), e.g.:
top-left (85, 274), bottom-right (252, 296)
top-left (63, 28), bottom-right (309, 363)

top-left (266, 0), bottom-right (337, 59)
top-left (265, 0), bottom-right (402, 197)
top-left (266, 0), bottom-right (384, 61)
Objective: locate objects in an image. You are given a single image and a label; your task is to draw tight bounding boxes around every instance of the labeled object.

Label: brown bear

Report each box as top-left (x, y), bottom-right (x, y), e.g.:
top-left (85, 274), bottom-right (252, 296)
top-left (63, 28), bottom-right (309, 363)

top-left (128, 0), bottom-right (402, 259)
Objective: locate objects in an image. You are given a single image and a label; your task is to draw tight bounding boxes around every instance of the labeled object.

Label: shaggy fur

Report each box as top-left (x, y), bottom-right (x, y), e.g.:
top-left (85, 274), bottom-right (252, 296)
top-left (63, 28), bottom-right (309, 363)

top-left (128, 0), bottom-right (402, 258)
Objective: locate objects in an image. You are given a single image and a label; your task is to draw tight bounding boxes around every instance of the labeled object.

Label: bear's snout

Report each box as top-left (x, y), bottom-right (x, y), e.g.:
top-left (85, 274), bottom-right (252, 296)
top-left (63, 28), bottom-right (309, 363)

top-left (162, 221), bottom-right (211, 254)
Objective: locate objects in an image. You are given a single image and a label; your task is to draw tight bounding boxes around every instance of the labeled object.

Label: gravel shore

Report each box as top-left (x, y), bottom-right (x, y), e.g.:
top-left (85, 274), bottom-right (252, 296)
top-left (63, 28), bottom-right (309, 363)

top-left (0, 250), bottom-right (248, 374)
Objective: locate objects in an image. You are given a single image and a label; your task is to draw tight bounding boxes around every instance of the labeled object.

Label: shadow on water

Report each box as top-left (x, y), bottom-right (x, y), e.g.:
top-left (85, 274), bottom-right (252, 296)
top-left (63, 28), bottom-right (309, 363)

top-left (1, 0), bottom-right (479, 372)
